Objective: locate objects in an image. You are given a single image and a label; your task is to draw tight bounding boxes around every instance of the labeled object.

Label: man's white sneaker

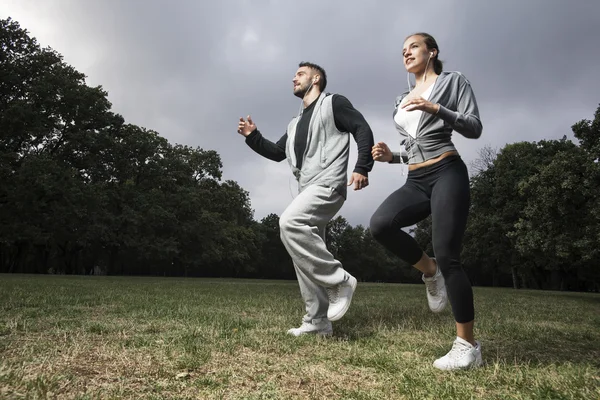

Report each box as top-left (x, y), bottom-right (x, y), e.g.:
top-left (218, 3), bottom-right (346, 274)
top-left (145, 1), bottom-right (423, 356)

top-left (422, 259), bottom-right (448, 313)
top-left (433, 337), bottom-right (483, 370)
top-left (326, 275), bottom-right (357, 322)
top-left (286, 320), bottom-right (333, 337)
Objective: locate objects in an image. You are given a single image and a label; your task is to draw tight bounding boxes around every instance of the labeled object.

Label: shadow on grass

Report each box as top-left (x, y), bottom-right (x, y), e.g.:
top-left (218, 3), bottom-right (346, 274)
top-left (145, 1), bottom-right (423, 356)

top-left (326, 289), bottom-right (600, 369)
top-left (331, 304), bottom-right (453, 341)
top-left (480, 330), bottom-right (600, 368)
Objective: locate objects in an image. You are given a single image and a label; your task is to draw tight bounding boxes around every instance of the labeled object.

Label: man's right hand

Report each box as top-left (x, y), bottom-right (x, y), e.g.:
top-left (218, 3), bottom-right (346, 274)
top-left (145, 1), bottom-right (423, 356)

top-left (237, 115), bottom-right (256, 137)
top-left (372, 142), bottom-right (393, 162)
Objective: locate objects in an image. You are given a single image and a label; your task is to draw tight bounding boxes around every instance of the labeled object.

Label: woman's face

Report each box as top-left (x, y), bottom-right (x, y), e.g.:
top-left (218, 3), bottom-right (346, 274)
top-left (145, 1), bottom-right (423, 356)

top-left (402, 35), bottom-right (433, 74)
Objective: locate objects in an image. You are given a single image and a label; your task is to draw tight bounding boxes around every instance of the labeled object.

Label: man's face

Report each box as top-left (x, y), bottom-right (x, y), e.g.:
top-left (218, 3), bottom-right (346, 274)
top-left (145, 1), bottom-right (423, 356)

top-left (292, 66), bottom-right (315, 98)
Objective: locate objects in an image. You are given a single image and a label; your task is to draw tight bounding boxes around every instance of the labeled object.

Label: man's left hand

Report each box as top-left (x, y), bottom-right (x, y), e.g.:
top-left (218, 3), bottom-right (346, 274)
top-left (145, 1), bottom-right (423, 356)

top-left (348, 172), bottom-right (369, 191)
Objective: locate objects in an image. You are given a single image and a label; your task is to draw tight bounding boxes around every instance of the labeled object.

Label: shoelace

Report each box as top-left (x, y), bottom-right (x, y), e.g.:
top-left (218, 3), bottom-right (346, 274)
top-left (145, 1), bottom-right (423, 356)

top-left (446, 341), bottom-right (471, 360)
top-left (426, 279), bottom-right (438, 296)
top-left (326, 286), bottom-right (339, 303)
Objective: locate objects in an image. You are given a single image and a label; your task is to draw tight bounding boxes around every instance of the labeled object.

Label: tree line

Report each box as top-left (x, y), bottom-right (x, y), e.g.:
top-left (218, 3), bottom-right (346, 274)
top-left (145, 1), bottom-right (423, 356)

top-left (1, 18), bottom-right (598, 291)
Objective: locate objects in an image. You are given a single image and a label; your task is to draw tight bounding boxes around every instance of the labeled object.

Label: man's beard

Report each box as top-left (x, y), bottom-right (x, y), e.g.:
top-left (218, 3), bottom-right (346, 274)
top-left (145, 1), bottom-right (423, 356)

top-left (293, 85), bottom-right (309, 99)
top-left (293, 81), bottom-right (314, 99)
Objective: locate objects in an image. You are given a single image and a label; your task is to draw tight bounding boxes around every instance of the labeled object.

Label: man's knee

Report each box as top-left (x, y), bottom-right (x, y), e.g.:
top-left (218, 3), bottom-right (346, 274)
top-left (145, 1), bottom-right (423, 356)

top-left (279, 211), bottom-right (301, 239)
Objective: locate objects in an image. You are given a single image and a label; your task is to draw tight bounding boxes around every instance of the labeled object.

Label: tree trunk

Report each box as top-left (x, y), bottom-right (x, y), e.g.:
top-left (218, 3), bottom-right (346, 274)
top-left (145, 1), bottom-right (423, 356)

top-left (34, 245), bottom-right (47, 274)
top-left (108, 247), bottom-right (119, 275)
top-left (511, 266), bottom-right (519, 289)
top-left (12, 242), bottom-right (30, 274)
top-left (0, 244), bottom-right (6, 273)
top-left (492, 269), bottom-right (499, 287)
top-left (551, 270), bottom-right (561, 291)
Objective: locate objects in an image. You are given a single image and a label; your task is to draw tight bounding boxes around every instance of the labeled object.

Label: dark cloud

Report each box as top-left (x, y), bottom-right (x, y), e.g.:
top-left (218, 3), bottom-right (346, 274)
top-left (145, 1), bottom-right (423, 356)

top-left (3, 0), bottom-right (599, 225)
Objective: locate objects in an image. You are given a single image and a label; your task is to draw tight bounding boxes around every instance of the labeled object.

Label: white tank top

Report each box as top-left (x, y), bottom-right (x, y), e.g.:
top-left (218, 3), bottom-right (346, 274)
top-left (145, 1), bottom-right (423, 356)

top-left (394, 83), bottom-right (435, 138)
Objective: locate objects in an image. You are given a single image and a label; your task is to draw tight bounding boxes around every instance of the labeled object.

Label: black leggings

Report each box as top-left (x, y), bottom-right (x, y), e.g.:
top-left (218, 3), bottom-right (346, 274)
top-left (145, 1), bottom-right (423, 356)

top-left (370, 155), bottom-right (474, 323)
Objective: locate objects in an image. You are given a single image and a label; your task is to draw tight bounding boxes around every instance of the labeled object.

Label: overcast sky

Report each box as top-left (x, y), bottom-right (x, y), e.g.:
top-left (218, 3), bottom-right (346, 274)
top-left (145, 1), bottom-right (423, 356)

top-left (2, 0), bottom-right (600, 226)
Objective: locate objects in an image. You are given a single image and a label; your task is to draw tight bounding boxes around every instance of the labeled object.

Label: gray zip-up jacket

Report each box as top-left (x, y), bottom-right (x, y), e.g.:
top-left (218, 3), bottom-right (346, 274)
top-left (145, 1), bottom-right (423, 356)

top-left (245, 92), bottom-right (374, 199)
top-left (390, 71), bottom-right (483, 164)
top-left (287, 92), bottom-right (354, 197)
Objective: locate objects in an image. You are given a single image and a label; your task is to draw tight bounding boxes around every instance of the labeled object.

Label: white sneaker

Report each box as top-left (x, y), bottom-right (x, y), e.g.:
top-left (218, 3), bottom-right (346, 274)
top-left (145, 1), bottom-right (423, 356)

top-left (326, 275), bottom-right (357, 322)
top-left (287, 320), bottom-right (333, 337)
top-left (422, 259), bottom-right (448, 313)
top-left (433, 337), bottom-right (483, 370)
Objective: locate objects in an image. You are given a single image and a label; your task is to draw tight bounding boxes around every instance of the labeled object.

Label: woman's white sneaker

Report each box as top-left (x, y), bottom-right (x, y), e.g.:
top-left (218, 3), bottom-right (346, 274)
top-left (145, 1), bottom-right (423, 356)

top-left (286, 320), bottom-right (333, 337)
top-left (433, 337), bottom-right (483, 370)
top-left (422, 259), bottom-right (448, 313)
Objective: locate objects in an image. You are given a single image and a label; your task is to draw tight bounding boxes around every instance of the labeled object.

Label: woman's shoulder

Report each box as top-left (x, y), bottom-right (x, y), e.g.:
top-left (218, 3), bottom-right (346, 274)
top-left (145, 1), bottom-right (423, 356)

top-left (439, 70), bottom-right (472, 85)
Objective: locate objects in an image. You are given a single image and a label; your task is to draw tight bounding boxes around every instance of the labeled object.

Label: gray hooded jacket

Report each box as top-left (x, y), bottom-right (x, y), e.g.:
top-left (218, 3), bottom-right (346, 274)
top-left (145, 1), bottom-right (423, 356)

top-left (391, 71), bottom-right (483, 164)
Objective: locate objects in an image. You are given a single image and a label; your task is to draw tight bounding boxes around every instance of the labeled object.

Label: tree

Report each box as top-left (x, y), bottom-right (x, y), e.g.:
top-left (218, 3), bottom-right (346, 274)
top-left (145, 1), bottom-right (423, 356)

top-left (255, 214), bottom-right (294, 279)
top-left (463, 139), bottom-right (577, 289)
top-left (571, 104), bottom-right (600, 161)
top-left (0, 17), bottom-right (261, 277)
top-left (511, 145), bottom-right (598, 290)
top-left (326, 216), bottom-right (350, 259)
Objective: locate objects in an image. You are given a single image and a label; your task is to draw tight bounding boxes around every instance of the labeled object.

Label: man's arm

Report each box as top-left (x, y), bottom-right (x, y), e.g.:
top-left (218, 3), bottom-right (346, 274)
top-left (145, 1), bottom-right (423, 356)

top-left (238, 115), bottom-right (287, 162)
top-left (332, 95), bottom-right (375, 176)
top-left (245, 129), bottom-right (287, 162)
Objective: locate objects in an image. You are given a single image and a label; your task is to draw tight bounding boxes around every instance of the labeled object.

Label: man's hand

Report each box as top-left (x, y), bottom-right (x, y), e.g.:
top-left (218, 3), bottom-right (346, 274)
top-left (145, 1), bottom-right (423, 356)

top-left (372, 142), bottom-right (393, 162)
top-left (237, 115), bottom-right (256, 137)
top-left (348, 172), bottom-right (369, 191)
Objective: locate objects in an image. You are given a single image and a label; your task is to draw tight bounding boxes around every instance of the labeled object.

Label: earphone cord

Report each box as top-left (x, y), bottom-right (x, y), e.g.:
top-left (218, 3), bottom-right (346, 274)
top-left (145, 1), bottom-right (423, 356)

top-left (406, 53), bottom-right (433, 90)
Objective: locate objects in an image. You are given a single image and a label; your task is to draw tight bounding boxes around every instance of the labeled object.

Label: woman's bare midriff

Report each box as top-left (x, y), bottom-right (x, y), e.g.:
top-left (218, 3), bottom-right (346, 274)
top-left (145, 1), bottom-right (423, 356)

top-left (408, 150), bottom-right (459, 171)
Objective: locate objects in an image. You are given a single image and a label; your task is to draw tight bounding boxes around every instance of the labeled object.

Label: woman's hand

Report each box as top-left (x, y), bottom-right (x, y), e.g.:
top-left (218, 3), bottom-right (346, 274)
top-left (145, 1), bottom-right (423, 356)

top-left (372, 142), bottom-right (393, 162)
top-left (401, 97), bottom-right (440, 114)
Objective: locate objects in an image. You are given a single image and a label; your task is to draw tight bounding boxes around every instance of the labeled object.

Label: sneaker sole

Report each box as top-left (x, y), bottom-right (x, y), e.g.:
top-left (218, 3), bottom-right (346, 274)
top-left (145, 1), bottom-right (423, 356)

top-left (287, 330), bottom-right (333, 337)
top-left (433, 353), bottom-right (484, 370)
top-left (328, 278), bottom-right (357, 322)
top-left (433, 360), bottom-right (483, 370)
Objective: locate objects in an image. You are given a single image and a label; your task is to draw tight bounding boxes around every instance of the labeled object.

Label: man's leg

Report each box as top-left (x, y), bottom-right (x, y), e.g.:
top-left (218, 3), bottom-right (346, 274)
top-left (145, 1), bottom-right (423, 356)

top-left (292, 260), bottom-right (329, 323)
top-left (279, 185), bottom-right (347, 287)
top-left (280, 185), bottom-right (354, 322)
top-left (286, 260), bottom-right (333, 336)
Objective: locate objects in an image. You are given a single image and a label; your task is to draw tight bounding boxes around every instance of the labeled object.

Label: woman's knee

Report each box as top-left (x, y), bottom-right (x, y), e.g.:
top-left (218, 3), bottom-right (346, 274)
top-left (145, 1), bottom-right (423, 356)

top-left (369, 213), bottom-right (392, 241)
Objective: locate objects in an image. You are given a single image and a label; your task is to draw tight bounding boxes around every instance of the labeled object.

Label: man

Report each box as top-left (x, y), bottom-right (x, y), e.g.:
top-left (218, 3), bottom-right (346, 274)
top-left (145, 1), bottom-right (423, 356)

top-left (237, 62), bottom-right (374, 336)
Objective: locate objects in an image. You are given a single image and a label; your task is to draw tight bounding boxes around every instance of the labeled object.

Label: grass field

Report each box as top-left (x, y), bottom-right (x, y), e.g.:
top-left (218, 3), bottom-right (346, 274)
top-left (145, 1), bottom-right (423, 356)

top-left (1, 274), bottom-right (599, 399)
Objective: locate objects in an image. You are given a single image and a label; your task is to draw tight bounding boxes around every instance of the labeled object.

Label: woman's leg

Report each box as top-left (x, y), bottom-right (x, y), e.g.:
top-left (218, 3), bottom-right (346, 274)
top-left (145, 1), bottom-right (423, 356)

top-left (430, 159), bottom-right (474, 337)
top-left (369, 180), bottom-right (435, 276)
top-left (429, 158), bottom-right (482, 370)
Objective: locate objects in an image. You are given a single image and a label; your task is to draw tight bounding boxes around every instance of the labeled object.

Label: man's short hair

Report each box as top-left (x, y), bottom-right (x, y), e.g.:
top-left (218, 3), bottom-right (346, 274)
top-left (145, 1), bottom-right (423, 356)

top-left (298, 61), bottom-right (327, 91)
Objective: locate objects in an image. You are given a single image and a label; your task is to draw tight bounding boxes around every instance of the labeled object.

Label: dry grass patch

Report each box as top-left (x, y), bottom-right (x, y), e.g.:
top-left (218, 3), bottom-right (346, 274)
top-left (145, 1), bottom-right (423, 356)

top-left (1, 275), bottom-right (599, 399)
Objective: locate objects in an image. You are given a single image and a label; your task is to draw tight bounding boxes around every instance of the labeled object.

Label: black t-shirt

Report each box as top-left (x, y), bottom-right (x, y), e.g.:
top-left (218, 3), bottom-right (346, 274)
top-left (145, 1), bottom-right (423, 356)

top-left (294, 97), bottom-right (318, 170)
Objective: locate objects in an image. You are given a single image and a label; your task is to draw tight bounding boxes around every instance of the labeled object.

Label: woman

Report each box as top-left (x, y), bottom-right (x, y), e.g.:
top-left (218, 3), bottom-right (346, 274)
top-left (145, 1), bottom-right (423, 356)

top-left (370, 32), bottom-right (483, 370)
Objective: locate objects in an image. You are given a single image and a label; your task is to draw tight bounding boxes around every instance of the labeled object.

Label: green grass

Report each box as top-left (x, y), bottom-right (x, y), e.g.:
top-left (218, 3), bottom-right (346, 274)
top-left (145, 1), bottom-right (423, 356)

top-left (0, 274), bottom-right (598, 399)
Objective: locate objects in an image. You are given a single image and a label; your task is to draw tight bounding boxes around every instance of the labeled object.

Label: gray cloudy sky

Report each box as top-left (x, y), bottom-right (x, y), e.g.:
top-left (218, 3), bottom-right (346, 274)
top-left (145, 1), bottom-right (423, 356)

top-left (2, 0), bottom-right (600, 226)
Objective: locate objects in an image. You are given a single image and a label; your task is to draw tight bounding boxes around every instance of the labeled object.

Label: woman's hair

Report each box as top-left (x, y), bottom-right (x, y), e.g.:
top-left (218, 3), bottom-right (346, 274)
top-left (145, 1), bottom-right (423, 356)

top-left (407, 32), bottom-right (443, 74)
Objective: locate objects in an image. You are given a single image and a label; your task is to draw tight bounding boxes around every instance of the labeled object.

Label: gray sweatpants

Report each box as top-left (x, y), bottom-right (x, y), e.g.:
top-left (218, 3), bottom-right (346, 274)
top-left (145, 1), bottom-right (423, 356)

top-left (279, 184), bottom-right (351, 323)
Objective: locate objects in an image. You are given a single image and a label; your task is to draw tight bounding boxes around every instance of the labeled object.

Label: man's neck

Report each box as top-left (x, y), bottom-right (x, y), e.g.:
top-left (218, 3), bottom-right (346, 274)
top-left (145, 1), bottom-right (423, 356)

top-left (303, 89), bottom-right (321, 108)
